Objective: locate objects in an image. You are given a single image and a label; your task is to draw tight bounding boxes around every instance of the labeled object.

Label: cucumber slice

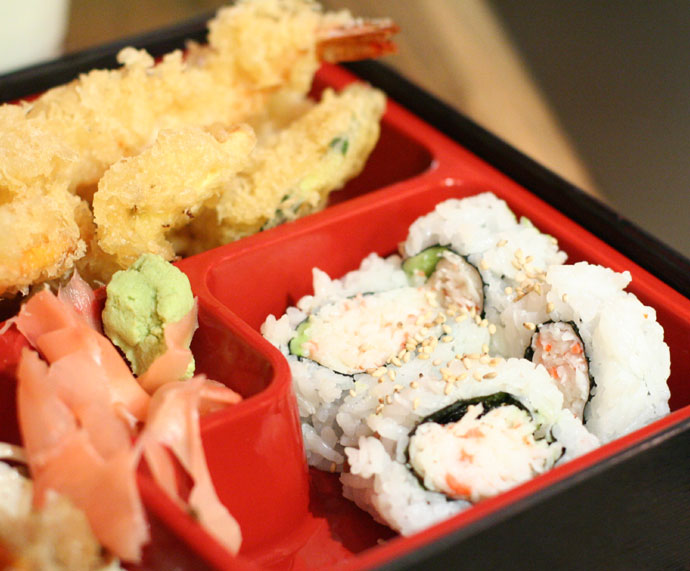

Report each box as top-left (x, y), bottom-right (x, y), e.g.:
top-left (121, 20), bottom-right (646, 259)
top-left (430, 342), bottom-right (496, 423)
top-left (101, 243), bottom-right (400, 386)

top-left (402, 245), bottom-right (450, 279)
top-left (288, 318), bottom-right (312, 358)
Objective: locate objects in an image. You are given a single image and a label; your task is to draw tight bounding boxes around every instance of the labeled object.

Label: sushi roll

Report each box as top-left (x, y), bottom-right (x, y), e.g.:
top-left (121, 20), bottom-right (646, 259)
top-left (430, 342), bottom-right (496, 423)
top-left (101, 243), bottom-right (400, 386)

top-left (540, 262), bottom-right (671, 442)
top-left (262, 250), bottom-right (492, 470)
top-left (262, 192), bottom-right (670, 534)
top-left (406, 392), bottom-right (563, 503)
top-left (340, 358), bottom-right (598, 535)
top-left (402, 193), bottom-right (567, 323)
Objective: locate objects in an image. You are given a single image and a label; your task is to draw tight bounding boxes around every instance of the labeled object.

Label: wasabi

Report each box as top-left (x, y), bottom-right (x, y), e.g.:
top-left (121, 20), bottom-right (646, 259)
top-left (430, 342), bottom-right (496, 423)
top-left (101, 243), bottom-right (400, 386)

top-left (103, 253), bottom-right (195, 377)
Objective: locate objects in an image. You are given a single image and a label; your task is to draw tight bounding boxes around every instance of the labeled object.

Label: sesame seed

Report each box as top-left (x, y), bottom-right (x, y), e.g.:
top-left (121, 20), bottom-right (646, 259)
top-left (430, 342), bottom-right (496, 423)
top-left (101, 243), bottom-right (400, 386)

top-left (534, 283), bottom-right (543, 295)
top-left (473, 371), bottom-right (483, 381)
top-left (515, 248), bottom-right (524, 261)
top-left (480, 259), bottom-right (490, 270)
top-left (462, 357), bottom-right (471, 368)
top-left (391, 357), bottom-right (402, 367)
top-left (490, 358), bottom-right (502, 366)
top-left (467, 353), bottom-right (480, 360)
top-left (442, 335), bottom-right (454, 343)
top-left (419, 327), bottom-right (429, 336)
top-left (444, 383), bottom-right (453, 395)
top-left (385, 395), bottom-right (393, 405)
top-left (480, 319), bottom-right (489, 328)
top-left (442, 324), bottom-right (452, 334)
top-left (366, 368), bottom-right (377, 375)
top-left (455, 314), bottom-right (468, 323)
top-left (512, 259), bottom-right (522, 271)
top-left (488, 323), bottom-right (497, 335)
top-left (376, 404), bottom-right (384, 414)
top-left (372, 367), bottom-right (387, 378)
top-left (546, 302), bottom-right (555, 313)
top-left (523, 322), bottom-right (536, 331)
top-left (413, 398), bottom-right (420, 410)
top-left (389, 370), bottom-right (397, 380)
top-left (483, 372), bottom-right (498, 379)
top-left (432, 359), bottom-right (442, 366)
top-left (378, 397), bottom-right (384, 404)
top-left (482, 343), bottom-right (489, 354)
top-left (505, 286), bottom-right (513, 295)
top-left (562, 293), bottom-right (569, 302)
top-left (525, 255), bottom-right (534, 264)
top-left (458, 372), bottom-right (469, 381)
top-left (480, 355), bottom-right (490, 364)
top-left (349, 389), bottom-right (357, 397)
top-left (418, 353), bottom-right (430, 360)
top-left (497, 239), bottom-right (508, 247)
top-left (474, 315), bottom-right (482, 325)
top-left (403, 352), bottom-right (411, 362)
top-left (410, 381), bottom-right (419, 389)
top-left (377, 377), bottom-right (385, 384)
top-left (393, 384), bottom-right (403, 392)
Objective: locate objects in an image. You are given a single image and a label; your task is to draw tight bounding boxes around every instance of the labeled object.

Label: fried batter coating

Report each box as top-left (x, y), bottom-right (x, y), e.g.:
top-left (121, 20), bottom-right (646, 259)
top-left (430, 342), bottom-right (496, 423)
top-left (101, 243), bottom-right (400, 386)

top-left (92, 124), bottom-right (255, 271)
top-left (23, 0), bottom-right (349, 194)
top-left (0, 190), bottom-right (85, 297)
top-left (0, 107), bottom-right (85, 296)
top-left (181, 82), bottom-right (386, 251)
top-left (0, 0), bottom-right (396, 296)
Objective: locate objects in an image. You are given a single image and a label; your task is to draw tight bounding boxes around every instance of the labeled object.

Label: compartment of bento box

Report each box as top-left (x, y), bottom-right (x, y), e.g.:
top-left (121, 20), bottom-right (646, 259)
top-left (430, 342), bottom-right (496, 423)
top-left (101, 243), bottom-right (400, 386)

top-left (174, 174), bottom-right (690, 569)
top-left (0, 292), bottom-right (310, 570)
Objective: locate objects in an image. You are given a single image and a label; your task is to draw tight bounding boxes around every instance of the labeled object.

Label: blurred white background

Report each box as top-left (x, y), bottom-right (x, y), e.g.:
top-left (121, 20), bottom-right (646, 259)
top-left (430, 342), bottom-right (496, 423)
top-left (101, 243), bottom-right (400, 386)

top-left (0, 0), bottom-right (70, 74)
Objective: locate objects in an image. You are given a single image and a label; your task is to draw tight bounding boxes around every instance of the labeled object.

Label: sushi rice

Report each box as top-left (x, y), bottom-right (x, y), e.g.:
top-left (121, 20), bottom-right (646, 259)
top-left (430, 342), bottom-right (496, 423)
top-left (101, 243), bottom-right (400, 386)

top-left (261, 192), bottom-right (670, 534)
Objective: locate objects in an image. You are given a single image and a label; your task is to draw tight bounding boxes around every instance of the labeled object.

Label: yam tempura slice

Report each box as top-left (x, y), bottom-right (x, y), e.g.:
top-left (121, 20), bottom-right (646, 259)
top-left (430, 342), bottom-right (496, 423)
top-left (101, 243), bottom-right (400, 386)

top-left (139, 377), bottom-right (243, 555)
top-left (17, 350), bottom-right (148, 562)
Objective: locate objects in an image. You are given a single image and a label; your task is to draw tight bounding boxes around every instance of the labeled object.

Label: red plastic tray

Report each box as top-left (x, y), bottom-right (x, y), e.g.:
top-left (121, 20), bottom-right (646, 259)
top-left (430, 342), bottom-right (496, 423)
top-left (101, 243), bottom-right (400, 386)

top-left (2, 49), bottom-right (690, 570)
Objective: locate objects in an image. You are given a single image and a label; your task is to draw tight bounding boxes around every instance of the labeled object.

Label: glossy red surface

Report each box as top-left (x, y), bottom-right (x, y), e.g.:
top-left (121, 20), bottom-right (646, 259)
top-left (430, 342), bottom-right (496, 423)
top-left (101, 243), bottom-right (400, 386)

top-left (2, 63), bottom-right (690, 570)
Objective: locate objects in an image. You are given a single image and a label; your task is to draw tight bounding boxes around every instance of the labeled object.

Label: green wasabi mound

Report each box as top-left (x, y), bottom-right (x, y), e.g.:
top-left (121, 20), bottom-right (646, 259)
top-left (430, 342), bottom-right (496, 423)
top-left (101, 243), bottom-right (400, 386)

top-left (103, 253), bottom-right (195, 377)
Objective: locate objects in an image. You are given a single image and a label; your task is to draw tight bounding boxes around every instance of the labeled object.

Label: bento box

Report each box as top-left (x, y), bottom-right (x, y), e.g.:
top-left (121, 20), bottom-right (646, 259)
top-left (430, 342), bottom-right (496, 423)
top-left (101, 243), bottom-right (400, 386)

top-left (2, 14), bottom-right (690, 571)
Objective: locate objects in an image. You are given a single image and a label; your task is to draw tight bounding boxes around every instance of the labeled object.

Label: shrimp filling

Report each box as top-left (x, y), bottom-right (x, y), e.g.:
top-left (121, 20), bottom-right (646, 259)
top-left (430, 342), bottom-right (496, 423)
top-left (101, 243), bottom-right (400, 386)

top-left (529, 322), bottom-right (590, 419)
top-left (408, 404), bottom-right (562, 503)
top-left (289, 288), bottom-right (440, 375)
